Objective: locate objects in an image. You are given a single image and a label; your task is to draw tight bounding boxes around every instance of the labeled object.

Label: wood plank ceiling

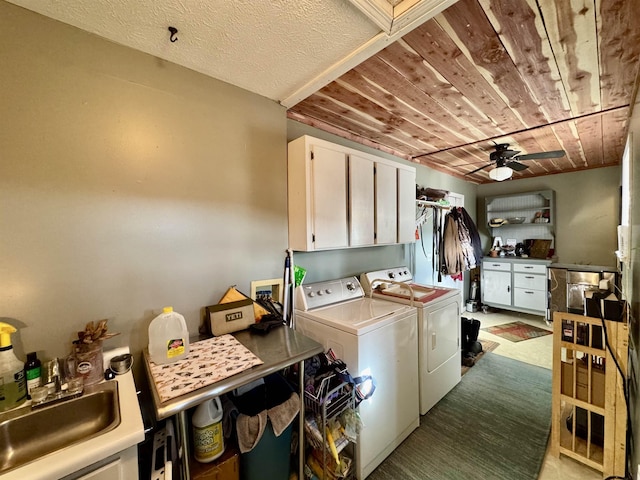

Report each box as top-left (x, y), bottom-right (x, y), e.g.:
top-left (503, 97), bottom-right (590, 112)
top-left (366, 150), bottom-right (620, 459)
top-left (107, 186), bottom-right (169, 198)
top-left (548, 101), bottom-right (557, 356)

top-left (287, 0), bottom-right (640, 184)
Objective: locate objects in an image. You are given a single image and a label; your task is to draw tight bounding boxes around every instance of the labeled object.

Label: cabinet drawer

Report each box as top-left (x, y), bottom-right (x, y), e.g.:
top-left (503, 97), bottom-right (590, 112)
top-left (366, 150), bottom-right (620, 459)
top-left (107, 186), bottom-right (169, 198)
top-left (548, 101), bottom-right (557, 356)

top-left (514, 272), bottom-right (546, 291)
top-left (514, 288), bottom-right (546, 311)
top-left (482, 261), bottom-right (511, 272)
top-left (513, 263), bottom-right (547, 275)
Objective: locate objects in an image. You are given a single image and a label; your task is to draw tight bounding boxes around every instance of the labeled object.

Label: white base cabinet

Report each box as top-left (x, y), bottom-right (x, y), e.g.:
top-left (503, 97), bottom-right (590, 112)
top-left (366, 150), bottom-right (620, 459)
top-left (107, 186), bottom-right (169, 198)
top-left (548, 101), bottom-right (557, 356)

top-left (287, 135), bottom-right (416, 251)
top-left (482, 259), bottom-right (550, 316)
top-left (61, 445), bottom-right (138, 480)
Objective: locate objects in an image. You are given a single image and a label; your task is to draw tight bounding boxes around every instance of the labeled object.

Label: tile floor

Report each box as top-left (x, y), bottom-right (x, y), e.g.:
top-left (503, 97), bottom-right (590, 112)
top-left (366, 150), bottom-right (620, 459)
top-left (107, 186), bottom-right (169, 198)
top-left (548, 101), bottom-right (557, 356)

top-left (472, 308), bottom-right (602, 480)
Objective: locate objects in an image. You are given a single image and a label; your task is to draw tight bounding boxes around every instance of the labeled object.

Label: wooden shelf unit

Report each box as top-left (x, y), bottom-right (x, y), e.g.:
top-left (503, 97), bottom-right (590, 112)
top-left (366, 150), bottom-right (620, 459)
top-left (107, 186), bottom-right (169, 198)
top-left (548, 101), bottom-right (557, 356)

top-left (550, 312), bottom-right (628, 478)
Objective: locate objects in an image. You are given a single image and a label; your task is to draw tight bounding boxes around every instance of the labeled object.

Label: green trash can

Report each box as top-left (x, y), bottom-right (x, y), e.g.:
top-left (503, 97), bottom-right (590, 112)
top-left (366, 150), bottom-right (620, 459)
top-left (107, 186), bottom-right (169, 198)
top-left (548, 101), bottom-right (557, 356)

top-left (240, 420), bottom-right (293, 480)
top-left (231, 374), bottom-right (296, 480)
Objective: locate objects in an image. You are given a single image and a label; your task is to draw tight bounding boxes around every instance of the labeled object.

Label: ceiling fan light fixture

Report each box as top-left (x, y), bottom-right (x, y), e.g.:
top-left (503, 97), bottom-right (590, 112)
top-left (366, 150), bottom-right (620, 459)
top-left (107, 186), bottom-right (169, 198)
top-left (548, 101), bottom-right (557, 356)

top-left (489, 166), bottom-right (513, 181)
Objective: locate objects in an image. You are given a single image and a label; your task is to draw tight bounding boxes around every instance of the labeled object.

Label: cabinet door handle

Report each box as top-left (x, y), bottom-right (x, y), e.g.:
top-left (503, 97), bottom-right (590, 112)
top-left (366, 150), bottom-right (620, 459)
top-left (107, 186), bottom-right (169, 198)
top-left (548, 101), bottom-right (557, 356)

top-left (507, 286), bottom-right (511, 293)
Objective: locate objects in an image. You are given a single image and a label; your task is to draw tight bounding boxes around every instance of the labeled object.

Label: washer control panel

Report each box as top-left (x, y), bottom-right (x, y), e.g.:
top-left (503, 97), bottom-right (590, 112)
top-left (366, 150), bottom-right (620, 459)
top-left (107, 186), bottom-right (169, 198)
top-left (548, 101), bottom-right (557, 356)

top-left (295, 276), bottom-right (364, 311)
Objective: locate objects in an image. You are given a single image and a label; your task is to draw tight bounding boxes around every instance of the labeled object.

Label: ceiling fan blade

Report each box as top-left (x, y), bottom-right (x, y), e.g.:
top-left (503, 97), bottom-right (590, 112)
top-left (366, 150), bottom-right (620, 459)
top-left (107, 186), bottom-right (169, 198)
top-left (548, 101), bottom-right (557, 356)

top-left (465, 163), bottom-right (492, 175)
top-left (505, 160), bottom-right (529, 171)
top-left (515, 150), bottom-right (566, 161)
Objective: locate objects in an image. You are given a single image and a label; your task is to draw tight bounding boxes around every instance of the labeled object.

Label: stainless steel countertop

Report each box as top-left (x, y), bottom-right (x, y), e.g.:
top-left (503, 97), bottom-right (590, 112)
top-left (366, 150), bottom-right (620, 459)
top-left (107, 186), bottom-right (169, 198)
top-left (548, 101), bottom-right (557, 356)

top-left (549, 263), bottom-right (618, 272)
top-left (144, 326), bottom-right (323, 420)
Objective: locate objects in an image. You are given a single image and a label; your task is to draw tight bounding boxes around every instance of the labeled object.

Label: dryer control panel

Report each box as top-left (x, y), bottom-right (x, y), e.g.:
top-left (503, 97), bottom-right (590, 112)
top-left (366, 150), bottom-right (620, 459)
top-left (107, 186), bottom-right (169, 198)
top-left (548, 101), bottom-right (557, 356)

top-left (361, 266), bottom-right (413, 294)
top-left (294, 276), bottom-right (364, 311)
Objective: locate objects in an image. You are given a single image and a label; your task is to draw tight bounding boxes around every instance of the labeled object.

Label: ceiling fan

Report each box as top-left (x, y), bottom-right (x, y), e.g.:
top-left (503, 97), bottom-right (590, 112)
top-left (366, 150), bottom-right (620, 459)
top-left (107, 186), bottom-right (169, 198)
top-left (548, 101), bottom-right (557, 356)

top-left (466, 143), bottom-right (566, 181)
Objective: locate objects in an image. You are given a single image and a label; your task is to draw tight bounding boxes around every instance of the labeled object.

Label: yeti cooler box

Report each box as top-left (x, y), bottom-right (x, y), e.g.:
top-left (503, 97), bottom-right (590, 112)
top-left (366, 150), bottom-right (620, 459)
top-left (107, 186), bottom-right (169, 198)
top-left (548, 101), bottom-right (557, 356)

top-left (206, 299), bottom-right (255, 336)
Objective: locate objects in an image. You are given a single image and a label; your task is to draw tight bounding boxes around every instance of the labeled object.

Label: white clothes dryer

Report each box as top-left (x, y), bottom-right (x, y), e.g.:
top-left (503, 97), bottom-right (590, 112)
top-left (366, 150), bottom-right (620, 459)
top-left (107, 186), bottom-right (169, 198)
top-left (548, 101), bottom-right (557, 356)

top-left (361, 267), bottom-right (461, 415)
top-left (294, 276), bottom-right (419, 480)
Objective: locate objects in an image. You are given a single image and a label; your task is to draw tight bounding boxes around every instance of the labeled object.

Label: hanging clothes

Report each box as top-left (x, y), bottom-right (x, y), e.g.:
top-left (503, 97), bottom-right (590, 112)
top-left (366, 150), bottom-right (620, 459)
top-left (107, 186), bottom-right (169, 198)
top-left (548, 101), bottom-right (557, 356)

top-left (438, 207), bottom-right (482, 278)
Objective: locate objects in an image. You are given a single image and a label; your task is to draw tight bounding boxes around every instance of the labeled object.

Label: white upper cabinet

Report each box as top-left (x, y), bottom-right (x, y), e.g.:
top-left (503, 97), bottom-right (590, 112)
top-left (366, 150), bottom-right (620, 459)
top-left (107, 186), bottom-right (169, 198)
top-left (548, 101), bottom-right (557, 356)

top-left (288, 135), bottom-right (416, 251)
top-left (374, 161), bottom-right (397, 245)
top-left (349, 153), bottom-right (375, 246)
top-left (288, 137), bottom-right (348, 251)
top-left (397, 167), bottom-right (417, 244)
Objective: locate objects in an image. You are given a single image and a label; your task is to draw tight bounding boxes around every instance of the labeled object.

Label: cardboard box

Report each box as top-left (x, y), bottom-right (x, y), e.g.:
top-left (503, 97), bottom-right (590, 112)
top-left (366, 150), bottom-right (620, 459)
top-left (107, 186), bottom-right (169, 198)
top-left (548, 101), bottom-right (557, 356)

top-left (190, 444), bottom-right (240, 480)
top-left (206, 299), bottom-right (255, 336)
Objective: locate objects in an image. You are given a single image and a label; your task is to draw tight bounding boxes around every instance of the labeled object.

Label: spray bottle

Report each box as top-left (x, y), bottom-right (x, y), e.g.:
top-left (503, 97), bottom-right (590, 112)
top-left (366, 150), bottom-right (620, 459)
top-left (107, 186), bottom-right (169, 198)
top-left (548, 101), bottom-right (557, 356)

top-left (0, 322), bottom-right (27, 412)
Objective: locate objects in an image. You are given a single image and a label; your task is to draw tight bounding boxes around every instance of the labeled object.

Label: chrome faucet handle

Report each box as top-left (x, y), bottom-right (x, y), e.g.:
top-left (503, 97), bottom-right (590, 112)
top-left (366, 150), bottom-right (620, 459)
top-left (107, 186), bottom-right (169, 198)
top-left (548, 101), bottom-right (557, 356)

top-left (45, 358), bottom-right (61, 385)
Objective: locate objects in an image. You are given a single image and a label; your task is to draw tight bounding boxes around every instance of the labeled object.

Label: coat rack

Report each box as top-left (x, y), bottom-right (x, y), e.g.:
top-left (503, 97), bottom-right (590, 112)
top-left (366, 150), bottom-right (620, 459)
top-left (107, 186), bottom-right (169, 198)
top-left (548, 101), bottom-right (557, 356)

top-left (416, 199), bottom-right (450, 228)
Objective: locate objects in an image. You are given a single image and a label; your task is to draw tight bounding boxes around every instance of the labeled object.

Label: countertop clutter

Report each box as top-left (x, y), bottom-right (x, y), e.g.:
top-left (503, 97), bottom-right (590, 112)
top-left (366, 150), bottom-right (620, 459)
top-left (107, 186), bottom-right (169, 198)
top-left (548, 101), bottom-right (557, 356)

top-left (1, 364), bottom-right (145, 480)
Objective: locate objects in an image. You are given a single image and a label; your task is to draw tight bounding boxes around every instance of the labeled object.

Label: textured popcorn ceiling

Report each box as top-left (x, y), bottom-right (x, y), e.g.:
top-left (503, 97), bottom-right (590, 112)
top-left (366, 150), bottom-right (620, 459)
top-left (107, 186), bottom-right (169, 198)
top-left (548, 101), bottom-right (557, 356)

top-left (6, 0), bottom-right (454, 104)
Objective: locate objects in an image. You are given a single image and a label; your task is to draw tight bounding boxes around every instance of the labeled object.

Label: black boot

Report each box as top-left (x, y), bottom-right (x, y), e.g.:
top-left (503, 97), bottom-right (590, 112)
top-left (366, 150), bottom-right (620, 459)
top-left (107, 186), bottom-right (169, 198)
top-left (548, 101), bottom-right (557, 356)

top-left (467, 319), bottom-right (483, 355)
top-left (461, 317), bottom-right (472, 352)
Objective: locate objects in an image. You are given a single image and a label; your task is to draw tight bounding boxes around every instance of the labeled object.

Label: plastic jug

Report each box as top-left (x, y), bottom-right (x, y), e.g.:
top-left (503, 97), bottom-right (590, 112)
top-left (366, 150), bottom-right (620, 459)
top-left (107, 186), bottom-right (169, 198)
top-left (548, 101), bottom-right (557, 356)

top-left (148, 307), bottom-right (190, 365)
top-left (192, 397), bottom-right (225, 463)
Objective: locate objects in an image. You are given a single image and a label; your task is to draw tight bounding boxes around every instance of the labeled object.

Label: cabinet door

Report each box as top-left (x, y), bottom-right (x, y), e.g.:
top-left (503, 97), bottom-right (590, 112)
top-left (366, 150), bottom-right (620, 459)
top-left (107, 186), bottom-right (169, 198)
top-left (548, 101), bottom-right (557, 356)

top-left (375, 162), bottom-right (397, 244)
top-left (63, 446), bottom-right (139, 480)
top-left (312, 144), bottom-right (349, 249)
top-left (397, 167), bottom-right (416, 243)
top-left (482, 269), bottom-right (512, 306)
top-left (349, 154), bottom-right (375, 246)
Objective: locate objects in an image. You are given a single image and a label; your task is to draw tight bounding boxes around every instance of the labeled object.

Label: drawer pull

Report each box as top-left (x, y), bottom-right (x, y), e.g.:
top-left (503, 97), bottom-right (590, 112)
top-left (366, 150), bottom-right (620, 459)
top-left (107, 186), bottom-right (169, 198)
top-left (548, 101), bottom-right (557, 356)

top-left (525, 276), bottom-right (535, 279)
top-left (525, 291), bottom-right (534, 294)
top-left (524, 266), bottom-right (533, 269)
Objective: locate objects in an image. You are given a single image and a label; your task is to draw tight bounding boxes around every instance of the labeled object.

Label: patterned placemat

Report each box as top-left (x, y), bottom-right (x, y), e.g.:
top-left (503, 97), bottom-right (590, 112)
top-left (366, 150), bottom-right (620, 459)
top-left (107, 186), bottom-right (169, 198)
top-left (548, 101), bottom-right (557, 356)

top-left (149, 334), bottom-right (263, 402)
top-left (481, 321), bottom-right (552, 343)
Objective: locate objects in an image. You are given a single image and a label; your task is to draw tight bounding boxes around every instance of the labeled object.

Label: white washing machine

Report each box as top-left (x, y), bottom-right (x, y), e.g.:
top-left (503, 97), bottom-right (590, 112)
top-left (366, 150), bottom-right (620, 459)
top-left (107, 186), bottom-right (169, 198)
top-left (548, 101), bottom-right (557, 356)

top-left (361, 267), bottom-right (461, 415)
top-left (294, 276), bottom-right (419, 480)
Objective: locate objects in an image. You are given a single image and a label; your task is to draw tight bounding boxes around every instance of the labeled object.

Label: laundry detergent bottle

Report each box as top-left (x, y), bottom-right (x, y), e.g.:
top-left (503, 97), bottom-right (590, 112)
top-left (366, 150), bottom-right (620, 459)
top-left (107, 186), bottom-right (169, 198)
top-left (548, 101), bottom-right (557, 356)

top-left (148, 307), bottom-right (190, 364)
top-left (0, 322), bottom-right (27, 412)
top-left (192, 397), bottom-right (225, 462)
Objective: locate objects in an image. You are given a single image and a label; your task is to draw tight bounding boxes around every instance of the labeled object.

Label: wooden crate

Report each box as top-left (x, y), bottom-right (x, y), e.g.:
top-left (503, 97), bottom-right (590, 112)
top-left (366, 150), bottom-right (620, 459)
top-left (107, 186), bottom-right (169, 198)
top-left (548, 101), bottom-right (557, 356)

top-left (550, 312), bottom-right (627, 478)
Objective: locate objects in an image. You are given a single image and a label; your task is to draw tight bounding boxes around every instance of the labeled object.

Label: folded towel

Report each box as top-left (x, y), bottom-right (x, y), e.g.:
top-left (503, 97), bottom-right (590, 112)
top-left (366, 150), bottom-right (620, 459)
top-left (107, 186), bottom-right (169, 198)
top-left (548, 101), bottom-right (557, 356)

top-left (268, 392), bottom-right (300, 437)
top-left (236, 410), bottom-right (267, 453)
top-left (235, 392), bottom-right (300, 453)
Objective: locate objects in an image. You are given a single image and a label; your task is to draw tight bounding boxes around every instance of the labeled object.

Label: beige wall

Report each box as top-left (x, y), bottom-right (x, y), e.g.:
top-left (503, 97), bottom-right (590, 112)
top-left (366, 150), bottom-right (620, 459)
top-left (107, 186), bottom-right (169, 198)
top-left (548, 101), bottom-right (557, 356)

top-left (477, 167), bottom-right (621, 267)
top-left (1, 2), bottom-right (289, 363)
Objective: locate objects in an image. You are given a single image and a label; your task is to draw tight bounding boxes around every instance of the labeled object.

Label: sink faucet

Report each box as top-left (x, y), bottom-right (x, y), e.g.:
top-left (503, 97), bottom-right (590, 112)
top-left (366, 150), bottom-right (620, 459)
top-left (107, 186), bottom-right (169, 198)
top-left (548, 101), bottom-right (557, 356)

top-left (32, 359), bottom-right (84, 409)
top-left (45, 358), bottom-right (63, 395)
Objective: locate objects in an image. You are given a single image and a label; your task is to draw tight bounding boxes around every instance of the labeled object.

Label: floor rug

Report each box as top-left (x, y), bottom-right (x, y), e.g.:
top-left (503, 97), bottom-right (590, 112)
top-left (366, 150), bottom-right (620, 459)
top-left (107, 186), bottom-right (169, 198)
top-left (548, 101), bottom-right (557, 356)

top-left (461, 339), bottom-right (500, 376)
top-left (482, 320), bottom-right (552, 342)
top-left (367, 353), bottom-right (552, 480)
